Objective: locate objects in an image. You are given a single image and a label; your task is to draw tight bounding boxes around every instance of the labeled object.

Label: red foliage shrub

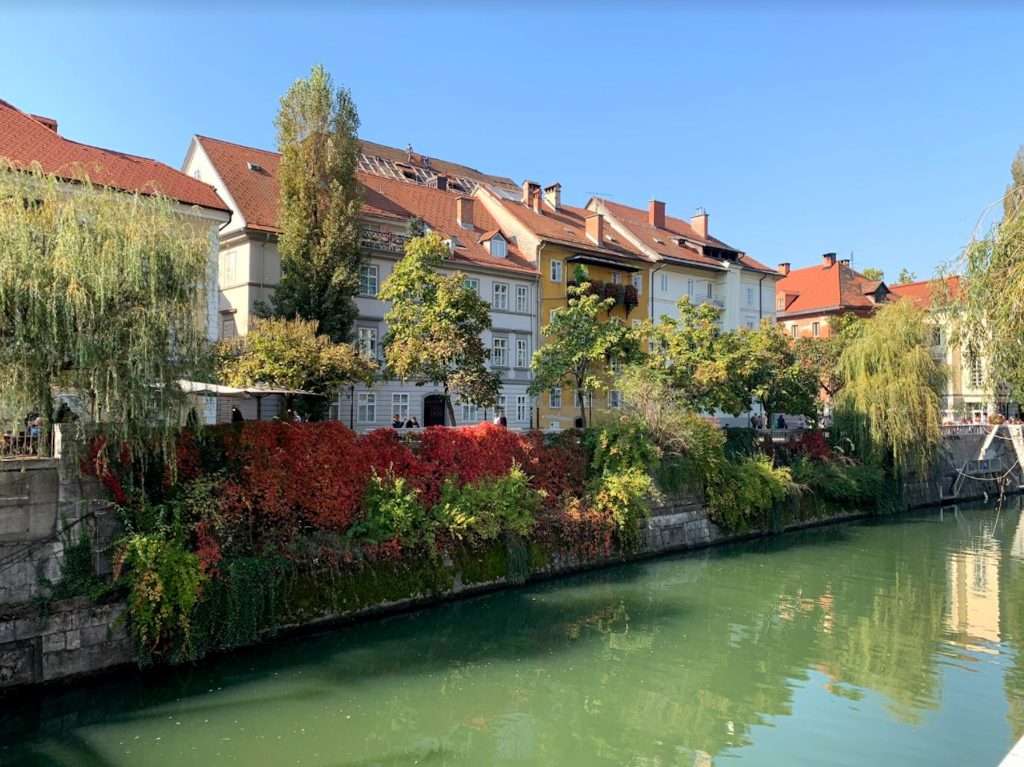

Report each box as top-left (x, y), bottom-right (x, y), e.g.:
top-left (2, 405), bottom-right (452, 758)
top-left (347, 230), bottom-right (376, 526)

top-left (792, 430), bottom-right (833, 462)
top-left (80, 437), bottom-right (129, 505)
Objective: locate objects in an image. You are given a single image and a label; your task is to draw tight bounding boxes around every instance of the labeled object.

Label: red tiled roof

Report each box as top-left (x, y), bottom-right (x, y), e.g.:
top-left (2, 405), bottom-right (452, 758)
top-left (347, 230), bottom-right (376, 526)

top-left (196, 135), bottom-right (534, 275)
top-left (489, 195), bottom-right (650, 263)
top-left (889, 276), bottom-right (960, 309)
top-left (596, 198), bottom-right (777, 274)
top-left (776, 260), bottom-right (889, 316)
top-left (0, 99), bottom-right (228, 212)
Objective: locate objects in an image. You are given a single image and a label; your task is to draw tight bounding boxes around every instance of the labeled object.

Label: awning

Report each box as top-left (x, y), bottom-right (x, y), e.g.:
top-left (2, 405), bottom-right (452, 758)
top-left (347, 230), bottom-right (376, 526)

top-left (567, 253), bottom-right (640, 273)
top-left (177, 380), bottom-right (250, 398)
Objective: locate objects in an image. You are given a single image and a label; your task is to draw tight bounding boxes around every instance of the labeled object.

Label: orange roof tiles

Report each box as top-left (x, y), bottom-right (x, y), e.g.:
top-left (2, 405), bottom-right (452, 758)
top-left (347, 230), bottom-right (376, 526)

top-left (776, 260), bottom-right (889, 316)
top-left (0, 99), bottom-right (228, 212)
top-left (197, 135), bottom-right (534, 275)
top-left (889, 276), bottom-right (960, 309)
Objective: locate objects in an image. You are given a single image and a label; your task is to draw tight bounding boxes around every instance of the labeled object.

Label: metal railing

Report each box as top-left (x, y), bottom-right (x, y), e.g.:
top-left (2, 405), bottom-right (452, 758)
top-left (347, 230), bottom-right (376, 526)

top-left (359, 228), bottom-right (410, 254)
top-left (1, 431), bottom-right (42, 459)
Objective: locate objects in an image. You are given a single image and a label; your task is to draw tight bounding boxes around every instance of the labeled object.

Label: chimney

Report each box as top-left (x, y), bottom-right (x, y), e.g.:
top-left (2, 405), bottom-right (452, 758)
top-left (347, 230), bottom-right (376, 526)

top-left (649, 200), bottom-right (666, 229)
top-left (521, 180), bottom-right (541, 205)
top-left (585, 213), bottom-right (605, 246)
top-left (691, 208), bottom-right (709, 238)
top-left (839, 258), bottom-right (850, 267)
top-left (543, 183), bottom-right (561, 210)
top-left (822, 252), bottom-right (837, 267)
top-left (531, 189), bottom-right (543, 214)
top-left (778, 262), bottom-right (791, 276)
top-left (456, 196), bottom-right (474, 229)
top-left (433, 174), bottom-right (448, 191)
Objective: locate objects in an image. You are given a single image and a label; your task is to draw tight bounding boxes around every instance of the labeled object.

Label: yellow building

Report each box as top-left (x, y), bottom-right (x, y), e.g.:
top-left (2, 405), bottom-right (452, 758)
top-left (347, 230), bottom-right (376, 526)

top-left (477, 181), bottom-right (652, 430)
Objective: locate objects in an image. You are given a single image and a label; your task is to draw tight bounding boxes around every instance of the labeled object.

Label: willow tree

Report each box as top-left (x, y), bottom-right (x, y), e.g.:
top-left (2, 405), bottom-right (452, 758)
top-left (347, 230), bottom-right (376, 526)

top-left (834, 300), bottom-right (944, 476)
top-left (271, 65), bottom-right (363, 343)
top-left (0, 164), bottom-right (212, 455)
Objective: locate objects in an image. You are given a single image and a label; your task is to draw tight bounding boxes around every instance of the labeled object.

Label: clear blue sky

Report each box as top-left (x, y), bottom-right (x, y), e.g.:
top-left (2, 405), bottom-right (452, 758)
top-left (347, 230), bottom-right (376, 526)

top-left (3, 4), bottom-right (1022, 280)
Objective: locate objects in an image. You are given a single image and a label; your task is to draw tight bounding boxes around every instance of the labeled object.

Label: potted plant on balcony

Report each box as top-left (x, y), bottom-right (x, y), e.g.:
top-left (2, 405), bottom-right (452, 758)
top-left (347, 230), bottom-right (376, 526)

top-left (624, 284), bottom-right (638, 311)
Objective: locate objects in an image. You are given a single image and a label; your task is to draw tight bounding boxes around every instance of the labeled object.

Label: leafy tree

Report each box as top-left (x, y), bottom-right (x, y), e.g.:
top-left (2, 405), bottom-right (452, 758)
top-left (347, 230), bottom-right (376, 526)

top-left (271, 64), bottom-right (363, 342)
top-left (861, 267), bottom-right (884, 281)
top-left (734, 322), bottom-right (819, 427)
top-left (1005, 145), bottom-right (1024, 220)
top-left (0, 165), bottom-right (212, 456)
top-left (895, 268), bottom-right (918, 285)
top-left (529, 269), bottom-right (642, 427)
top-left (792, 313), bottom-right (860, 401)
top-left (218, 317), bottom-right (375, 417)
top-left (835, 300), bottom-right (944, 476)
top-left (379, 233), bottom-right (499, 425)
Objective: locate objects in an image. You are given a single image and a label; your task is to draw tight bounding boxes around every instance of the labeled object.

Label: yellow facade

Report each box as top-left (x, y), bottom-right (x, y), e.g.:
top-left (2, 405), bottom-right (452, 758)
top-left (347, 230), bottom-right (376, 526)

top-left (537, 244), bottom-right (649, 431)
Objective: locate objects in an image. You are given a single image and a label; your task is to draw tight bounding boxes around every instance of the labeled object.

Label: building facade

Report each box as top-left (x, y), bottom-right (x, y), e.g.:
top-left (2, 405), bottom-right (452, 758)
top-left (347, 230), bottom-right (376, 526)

top-left (183, 136), bottom-right (539, 430)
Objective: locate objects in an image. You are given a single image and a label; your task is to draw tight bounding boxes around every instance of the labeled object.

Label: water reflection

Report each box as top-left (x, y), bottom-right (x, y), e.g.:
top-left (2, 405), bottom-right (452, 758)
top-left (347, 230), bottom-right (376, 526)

top-left (3, 498), bottom-right (1024, 766)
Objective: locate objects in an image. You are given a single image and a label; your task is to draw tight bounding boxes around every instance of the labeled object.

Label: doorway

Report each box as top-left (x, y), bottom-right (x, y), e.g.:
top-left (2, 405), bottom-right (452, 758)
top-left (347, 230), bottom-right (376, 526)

top-left (423, 394), bottom-right (447, 427)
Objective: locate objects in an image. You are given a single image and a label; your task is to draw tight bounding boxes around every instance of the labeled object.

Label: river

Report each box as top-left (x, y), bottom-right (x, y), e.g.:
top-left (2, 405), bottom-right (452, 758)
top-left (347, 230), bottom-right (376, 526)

top-left (4, 499), bottom-right (1024, 766)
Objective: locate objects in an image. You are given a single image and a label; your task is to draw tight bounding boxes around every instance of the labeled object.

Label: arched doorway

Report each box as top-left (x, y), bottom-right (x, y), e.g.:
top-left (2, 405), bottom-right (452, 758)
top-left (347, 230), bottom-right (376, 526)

top-left (423, 394), bottom-right (447, 427)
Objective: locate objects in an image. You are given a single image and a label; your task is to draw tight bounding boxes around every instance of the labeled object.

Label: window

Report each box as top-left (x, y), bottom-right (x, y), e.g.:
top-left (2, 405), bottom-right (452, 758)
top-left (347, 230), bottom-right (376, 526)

top-left (220, 313), bottom-right (237, 340)
top-left (811, 321), bottom-right (820, 337)
top-left (932, 326), bottom-right (942, 347)
top-left (460, 400), bottom-right (482, 423)
top-left (493, 282), bottom-right (509, 310)
top-left (550, 259), bottom-right (563, 283)
top-left (392, 393), bottom-right (410, 421)
top-left (516, 337), bottom-right (529, 368)
top-left (706, 281), bottom-right (713, 298)
top-left (549, 387), bottom-right (562, 409)
top-left (612, 272), bottom-right (621, 285)
top-left (790, 324), bottom-right (798, 338)
top-left (632, 273), bottom-right (643, 294)
top-left (550, 420), bottom-right (562, 432)
top-left (515, 285), bottom-right (529, 313)
top-left (492, 337), bottom-right (508, 367)
top-left (549, 308), bottom-right (561, 324)
top-left (609, 356), bottom-right (622, 374)
top-left (464, 277), bottom-right (480, 294)
top-left (687, 279), bottom-right (694, 298)
top-left (609, 390), bottom-right (622, 409)
top-left (494, 396), bottom-right (506, 417)
top-left (745, 320), bottom-right (755, 329)
top-left (357, 393), bottom-right (376, 423)
top-left (746, 287), bottom-right (754, 306)
top-left (359, 264), bottom-right (379, 297)
top-left (193, 168), bottom-right (201, 180)
top-left (970, 356), bottom-right (984, 388)
top-left (357, 327), bottom-right (378, 358)
top-left (516, 395), bottom-right (528, 422)
top-left (489, 236), bottom-right (507, 258)
top-left (660, 273), bottom-right (669, 292)
top-left (575, 389), bottom-right (593, 410)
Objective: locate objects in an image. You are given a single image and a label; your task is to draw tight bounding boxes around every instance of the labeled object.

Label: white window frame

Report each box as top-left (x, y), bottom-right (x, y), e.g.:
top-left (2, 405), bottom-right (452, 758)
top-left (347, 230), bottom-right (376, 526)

top-left (515, 337), bottom-right (529, 368)
top-left (357, 326), bottom-right (378, 358)
top-left (357, 393), bottom-right (376, 423)
top-left (460, 400), bottom-right (481, 423)
top-left (493, 282), bottom-right (509, 311)
top-left (392, 393), bottom-right (410, 421)
top-left (489, 236), bottom-right (507, 258)
top-left (494, 395), bottom-right (507, 417)
top-left (812, 321), bottom-right (820, 337)
top-left (464, 277), bottom-right (480, 294)
top-left (549, 308), bottom-right (561, 324)
top-left (492, 336), bottom-right (508, 367)
top-left (515, 394), bottom-right (528, 423)
top-left (515, 284), bottom-right (529, 313)
top-left (746, 286), bottom-right (755, 306)
top-left (687, 278), bottom-right (694, 298)
top-left (549, 387), bottom-right (562, 409)
top-left (660, 273), bottom-right (669, 293)
top-left (359, 264), bottom-right (379, 297)
top-left (706, 281), bottom-right (713, 298)
top-left (632, 273), bottom-right (642, 294)
top-left (609, 390), bottom-right (622, 409)
top-left (790, 324), bottom-right (798, 338)
top-left (550, 259), bottom-right (563, 283)
top-left (611, 272), bottom-right (621, 285)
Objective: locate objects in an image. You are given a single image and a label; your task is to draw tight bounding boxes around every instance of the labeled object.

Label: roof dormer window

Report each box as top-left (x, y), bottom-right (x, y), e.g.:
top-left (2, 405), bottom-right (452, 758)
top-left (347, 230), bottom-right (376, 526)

top-left (489, 234), bottom-right (507, 258)
top-left (247, 161), bottom-right (264, 172)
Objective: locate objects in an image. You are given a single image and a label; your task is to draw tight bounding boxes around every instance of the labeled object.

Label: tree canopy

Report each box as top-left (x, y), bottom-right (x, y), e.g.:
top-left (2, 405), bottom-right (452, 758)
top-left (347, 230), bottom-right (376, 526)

top-left (529, 269), bottom-right (642, 427)
top-left (379, 233), bottom-right (499, 424)
top-left (861, 267), bottom-right (884, 281)
top-left (834, 300), bottom-right (943, 476)
top-left (735, 322), bottom-right (819, 425)
top-left (1005, 145), bottom-right (1024, 220)
top-left (271, 64), bottom-right (363, 342)
top-left (0, 164), bottom-right (212, 454)
top-left (793, 313), bottom-right (860, 401)
top-left (219, 317), bottom-right (375, 395)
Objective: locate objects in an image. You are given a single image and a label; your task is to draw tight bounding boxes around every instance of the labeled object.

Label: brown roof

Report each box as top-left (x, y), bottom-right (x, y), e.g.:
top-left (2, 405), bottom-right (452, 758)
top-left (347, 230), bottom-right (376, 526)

top-left (889, 276), bottom-right (960, 309)
top-left (595, 198), bottom-right (777, 274)
top-left (0, 99), bottom-right (228, 212)
top-left (777, 259), bottom-right (890, 316)
top-left (196, 135), bottom-right (533, 275)
top-left (489, 195), bottom-right (650, 263)
top-left (357, 139), bottom-right (519, 195)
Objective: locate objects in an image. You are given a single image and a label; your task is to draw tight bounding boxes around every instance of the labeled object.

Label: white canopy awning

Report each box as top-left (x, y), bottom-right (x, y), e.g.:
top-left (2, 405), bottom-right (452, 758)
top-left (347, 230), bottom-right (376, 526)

top-left (177, 380), bottom-right (250, 398)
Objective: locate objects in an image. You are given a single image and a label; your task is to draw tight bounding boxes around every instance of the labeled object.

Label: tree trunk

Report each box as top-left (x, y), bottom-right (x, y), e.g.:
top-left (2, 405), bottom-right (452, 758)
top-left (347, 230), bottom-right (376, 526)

top-left (443, 385), bottom-right (457, 426)
top-left (576, 376), bottom-right (587, 429)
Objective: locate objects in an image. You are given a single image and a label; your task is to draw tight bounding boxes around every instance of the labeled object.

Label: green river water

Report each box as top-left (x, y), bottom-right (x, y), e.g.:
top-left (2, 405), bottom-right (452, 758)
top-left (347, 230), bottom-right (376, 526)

top-left (4, 499), bottom-right (1024, 766)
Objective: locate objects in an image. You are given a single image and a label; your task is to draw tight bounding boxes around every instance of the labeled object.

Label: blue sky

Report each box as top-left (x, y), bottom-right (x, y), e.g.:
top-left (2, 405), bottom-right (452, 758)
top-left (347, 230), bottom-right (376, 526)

top-left (2, 4), bottom-right (1022, 280)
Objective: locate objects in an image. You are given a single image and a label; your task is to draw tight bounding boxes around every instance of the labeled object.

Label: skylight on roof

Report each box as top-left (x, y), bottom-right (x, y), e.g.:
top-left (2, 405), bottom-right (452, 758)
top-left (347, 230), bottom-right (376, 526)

top-left (247, 161), bottom-right (264, 172)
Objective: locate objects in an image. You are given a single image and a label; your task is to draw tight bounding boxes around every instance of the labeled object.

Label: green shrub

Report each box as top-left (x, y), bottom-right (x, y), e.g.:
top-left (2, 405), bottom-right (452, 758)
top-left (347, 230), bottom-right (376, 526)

top-left (723, 427), bottom-right (756, 459)
top-left (434, 466), bottom-right (540, 543)
top-left (706, 455), bottom-right (793, 532)
top-left (589, 467), bottom-right (655, 551)
top-left (790, 457), bottom-right (886, 509)
top-left (349, 471), bottom-right (429, 547)
top-left (584, 419), bottom-right (659, 479)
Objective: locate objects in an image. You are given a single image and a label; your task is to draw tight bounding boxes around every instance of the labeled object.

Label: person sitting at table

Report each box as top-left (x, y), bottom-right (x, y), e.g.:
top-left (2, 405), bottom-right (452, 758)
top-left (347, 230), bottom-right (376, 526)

top-left (392, 414), bottom-right (403, 429)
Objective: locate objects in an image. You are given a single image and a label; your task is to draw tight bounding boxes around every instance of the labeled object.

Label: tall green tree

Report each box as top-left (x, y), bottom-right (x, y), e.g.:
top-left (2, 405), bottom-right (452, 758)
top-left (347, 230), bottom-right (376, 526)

top-left (793, 313), bottom-right (860, 401)
top-left (861, 267), bottom-right (884, 281)
top-left (0, 165), bottom-right (212, 455)
top-left (895, 267), bottom-right (918, 285)
top-left (529, 269), bottom-right (642, 428)
top-left (734, 322), bottom-right (819, 427)
top-left (272, 64), bottom-right (363, 342)
top-left (379, 233), bottom-right (499, 425)
top-left (835, 300), bottom-right (944, 476)
top-left (1005, 145), bottom-right (1024, 220)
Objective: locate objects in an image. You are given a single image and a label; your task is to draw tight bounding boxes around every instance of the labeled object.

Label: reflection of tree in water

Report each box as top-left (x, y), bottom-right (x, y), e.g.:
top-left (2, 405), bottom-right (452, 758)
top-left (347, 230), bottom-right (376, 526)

top-left (997, 498), bottom-right (1024, 741)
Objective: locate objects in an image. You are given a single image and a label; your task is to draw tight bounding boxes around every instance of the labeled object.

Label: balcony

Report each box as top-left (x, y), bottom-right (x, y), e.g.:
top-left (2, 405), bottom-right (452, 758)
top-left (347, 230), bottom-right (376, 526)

top-left (359, 227), bottom-right (410, 255)
top-left (567, 279), bottom-right (639, 312)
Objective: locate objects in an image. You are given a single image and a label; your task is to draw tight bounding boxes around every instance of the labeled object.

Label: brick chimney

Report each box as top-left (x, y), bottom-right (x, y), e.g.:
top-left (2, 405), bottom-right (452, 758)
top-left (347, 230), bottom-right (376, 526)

top-left (649, 200), bottom-right (666, 229)
top-left (456, 196), bottom-right (474, 229)
top-left (543, 183), bottom-right (561, 210)
top-left (839, 257), bottom-right (850, 267)
top-left (585, 213), bottom-right (605, 246)
top-left (531, 189), bottom-right (543, 214)
top-left (522, 180), bottom-right (541, 205)
top-left (822, 252), bottom-right (837, 267)
top-left (778, 262), bottom-right (791, 276)
top-left (691, 208), bottom-right (709, 239)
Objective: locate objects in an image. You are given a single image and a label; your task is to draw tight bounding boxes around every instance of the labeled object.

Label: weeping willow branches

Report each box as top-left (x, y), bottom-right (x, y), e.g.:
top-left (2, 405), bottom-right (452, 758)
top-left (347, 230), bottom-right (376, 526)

top-left (0, 163), bottom-right (213, 457)
top-left (835, 301), bottom-right (944, 477)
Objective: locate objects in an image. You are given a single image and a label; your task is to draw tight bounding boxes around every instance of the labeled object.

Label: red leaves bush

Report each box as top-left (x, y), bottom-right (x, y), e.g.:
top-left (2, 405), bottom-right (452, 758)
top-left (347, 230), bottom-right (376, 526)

top-left (791, 430), bottom-right (833, 462)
